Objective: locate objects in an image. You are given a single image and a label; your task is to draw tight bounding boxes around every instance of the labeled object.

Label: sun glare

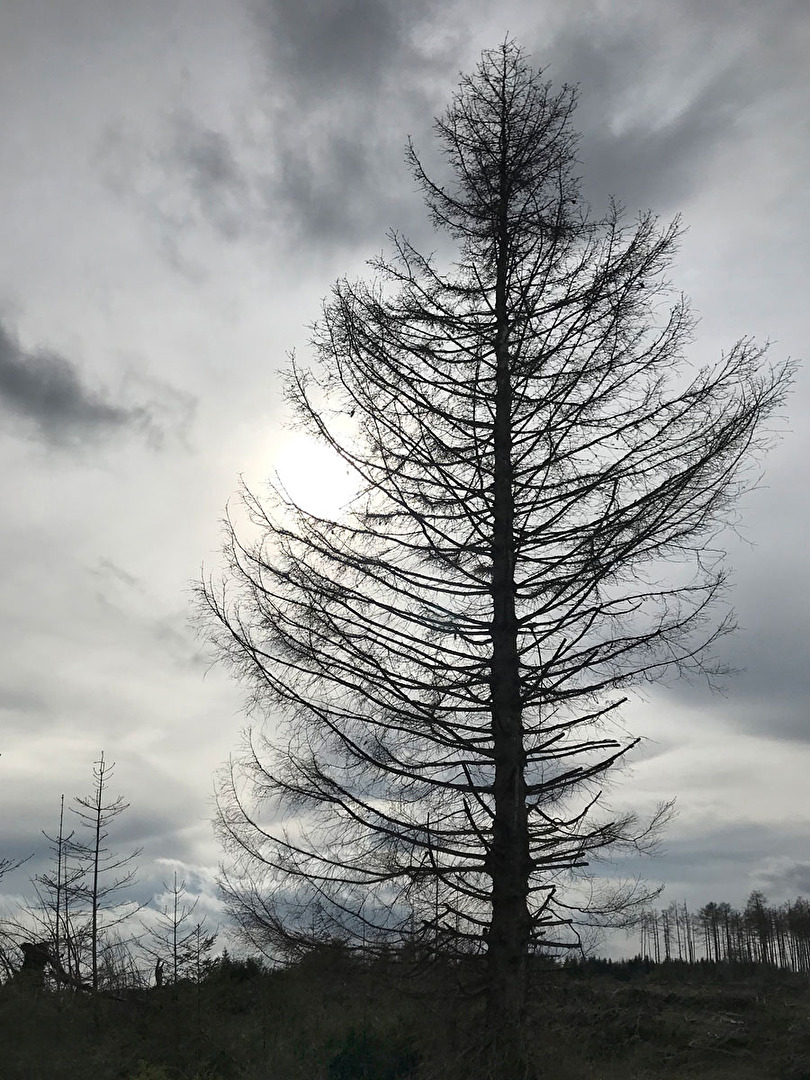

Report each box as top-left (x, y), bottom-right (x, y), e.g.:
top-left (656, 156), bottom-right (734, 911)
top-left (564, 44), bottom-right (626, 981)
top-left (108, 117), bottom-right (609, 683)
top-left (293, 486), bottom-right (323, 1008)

top-left (273, 433), bottom-right (359, 518)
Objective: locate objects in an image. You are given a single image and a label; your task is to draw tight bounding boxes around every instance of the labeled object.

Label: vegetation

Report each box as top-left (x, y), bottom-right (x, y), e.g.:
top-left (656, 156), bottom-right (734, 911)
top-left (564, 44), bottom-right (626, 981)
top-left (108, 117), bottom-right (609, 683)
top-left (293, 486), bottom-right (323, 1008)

top-left (5, 755), bottom-right (806, 1077)
top-left (0, 947), bottom-right (809, 1079)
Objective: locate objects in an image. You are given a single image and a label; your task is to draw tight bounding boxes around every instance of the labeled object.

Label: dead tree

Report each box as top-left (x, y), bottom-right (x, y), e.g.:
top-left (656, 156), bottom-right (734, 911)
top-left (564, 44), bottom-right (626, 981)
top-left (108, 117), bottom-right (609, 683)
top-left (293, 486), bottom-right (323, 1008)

top-left (140, 872), bottom-right (217, 985)
top-left (69, 751), bottom-right (142, 992)
top-left (200, 41), bottom-right (793, 1047)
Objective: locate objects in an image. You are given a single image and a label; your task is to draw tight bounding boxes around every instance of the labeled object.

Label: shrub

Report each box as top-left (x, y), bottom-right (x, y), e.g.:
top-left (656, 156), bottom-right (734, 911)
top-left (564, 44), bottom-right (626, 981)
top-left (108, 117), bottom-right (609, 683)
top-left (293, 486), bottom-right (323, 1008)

top-left (327, 1028), bottom-right (419, 1080)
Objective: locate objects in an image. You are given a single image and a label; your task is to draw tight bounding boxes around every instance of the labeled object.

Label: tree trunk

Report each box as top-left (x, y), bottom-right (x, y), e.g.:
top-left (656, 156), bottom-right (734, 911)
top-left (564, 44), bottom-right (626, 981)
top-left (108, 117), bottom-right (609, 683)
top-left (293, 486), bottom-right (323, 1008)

top-left (486, 148), bottom-right (532, 1038)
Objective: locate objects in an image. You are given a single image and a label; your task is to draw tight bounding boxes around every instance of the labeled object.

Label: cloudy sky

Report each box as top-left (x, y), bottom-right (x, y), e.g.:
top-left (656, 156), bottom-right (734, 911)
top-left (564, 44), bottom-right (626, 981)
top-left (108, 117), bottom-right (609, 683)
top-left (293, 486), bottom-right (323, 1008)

top-left (0, 0), bottom-right (808, 955)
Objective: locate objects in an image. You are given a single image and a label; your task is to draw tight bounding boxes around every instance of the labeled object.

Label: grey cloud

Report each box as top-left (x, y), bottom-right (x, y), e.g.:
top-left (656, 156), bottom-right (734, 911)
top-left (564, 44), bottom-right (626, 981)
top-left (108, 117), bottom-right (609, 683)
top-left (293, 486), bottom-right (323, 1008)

top-left (132, 860), bottom-right (224, 924)
top-left (658, 539), bottom-right (810, 744)
top-left (0, 687), bottom-right (46, 715)
top-left (0, 321), bottom-right (138, 439)
top-left (271, 128), bottom-right (404, 247)
top-left (723, 613), bottom-right (810, 743)
top-left (226, 0), bottom-right (810, 252)
top-left (534, 40), bottom-right (733, 214)
top-left (575, 90), bottom-right (736, 215)
top-left (607, 819), bottom-right (810, 908)
top-left (0, 319), bottom-right (152, 446)
top-left (244, 0), bottom-right (459, 251)
top-left (250, 0), bottom-right (431, 100)
top-left (0, 682), bottom-right (57, 737)
top-left (94, 557), bottom-right (144, 591)
top-left (248, 0), bottom-right (810, 256)
top-left (112, 0), bottom-right (810, 262)
top-left (98, 118), bottom-right (254, 278)
top-left (166, 114), bottom-right (251, 243)
top-left (529, 0), bottom-right (810, 214)
top-left (87, 557), bottom-right (208, 672)
top-left (0, 808), bottom-right (213, 922)
top-left (754, 858), bottom-right (810, 899)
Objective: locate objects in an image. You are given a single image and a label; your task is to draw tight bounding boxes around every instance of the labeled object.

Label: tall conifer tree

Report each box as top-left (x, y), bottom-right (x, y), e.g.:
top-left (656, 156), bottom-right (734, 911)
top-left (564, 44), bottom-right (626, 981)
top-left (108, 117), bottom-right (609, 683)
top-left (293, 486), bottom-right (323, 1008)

top-left (201, 43), bottom-right (792, 1039)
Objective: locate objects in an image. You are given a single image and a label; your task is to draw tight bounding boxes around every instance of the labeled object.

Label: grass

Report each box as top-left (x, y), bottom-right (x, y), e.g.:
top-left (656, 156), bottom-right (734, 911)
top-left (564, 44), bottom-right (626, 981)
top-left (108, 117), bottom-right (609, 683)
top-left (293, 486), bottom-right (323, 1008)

top-left (0, 951), bottom-right (808, 1079)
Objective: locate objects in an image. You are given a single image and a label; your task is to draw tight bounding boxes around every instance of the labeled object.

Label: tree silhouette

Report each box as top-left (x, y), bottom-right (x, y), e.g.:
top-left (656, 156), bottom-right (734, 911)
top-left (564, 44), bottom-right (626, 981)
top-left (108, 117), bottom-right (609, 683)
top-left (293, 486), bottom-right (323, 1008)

top-left (141, 871), bottom-right (217, 985)
top-left (34, 794), bottom-right (87, 986)
top-left (199, 42), bottom-right (793, 1043)
top-left (69, 751), bottom-right (142, 991)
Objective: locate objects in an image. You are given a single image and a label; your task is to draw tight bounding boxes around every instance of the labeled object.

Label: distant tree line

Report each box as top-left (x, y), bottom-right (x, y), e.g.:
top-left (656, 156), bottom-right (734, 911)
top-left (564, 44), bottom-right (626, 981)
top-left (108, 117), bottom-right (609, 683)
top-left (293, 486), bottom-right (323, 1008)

top-left (637, 892), bottom-right (810, 972)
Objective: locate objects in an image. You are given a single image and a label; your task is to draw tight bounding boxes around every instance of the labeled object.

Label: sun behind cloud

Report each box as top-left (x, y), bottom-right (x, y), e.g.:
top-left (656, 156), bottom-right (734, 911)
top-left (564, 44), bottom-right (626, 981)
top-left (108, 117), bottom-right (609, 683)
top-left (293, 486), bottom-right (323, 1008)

top-left (273, 432), bottom-right (359, 518)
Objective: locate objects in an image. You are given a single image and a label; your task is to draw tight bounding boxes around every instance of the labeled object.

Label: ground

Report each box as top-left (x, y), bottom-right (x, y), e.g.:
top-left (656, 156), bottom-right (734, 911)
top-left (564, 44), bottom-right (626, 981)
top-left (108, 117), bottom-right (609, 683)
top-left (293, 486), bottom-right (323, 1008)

top-left (0, 952), bottom-right (808, 1079)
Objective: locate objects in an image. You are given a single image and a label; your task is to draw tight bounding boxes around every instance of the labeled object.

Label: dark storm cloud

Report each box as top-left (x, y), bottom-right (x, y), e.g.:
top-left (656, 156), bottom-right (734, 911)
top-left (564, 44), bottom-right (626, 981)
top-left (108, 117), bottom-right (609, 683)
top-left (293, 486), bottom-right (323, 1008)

top-left (0, 319), bottom-right (150, 445)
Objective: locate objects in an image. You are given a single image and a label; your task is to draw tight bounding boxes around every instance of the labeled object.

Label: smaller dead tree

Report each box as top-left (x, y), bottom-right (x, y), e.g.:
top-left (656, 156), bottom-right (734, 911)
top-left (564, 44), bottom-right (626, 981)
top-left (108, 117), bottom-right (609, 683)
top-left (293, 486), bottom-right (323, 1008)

top-left (69, 751), bottom-right (143, 992)
top-left (141, 872), bottom-right (217, 985)
top-left (35, 793), bottom-right (88, 986)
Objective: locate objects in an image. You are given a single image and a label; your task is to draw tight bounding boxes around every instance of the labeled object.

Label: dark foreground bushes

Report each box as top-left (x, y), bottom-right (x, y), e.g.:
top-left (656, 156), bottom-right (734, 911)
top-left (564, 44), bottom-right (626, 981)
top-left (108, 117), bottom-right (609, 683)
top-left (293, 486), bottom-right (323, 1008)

top-left (0, 951), bottom-right (808, 1079)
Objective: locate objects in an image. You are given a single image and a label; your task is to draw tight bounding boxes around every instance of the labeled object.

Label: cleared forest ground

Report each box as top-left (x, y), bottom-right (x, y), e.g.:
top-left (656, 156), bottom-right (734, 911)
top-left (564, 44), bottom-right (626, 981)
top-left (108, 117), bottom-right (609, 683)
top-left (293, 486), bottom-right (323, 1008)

top-left (1, 953), bottom-right (808, 1079)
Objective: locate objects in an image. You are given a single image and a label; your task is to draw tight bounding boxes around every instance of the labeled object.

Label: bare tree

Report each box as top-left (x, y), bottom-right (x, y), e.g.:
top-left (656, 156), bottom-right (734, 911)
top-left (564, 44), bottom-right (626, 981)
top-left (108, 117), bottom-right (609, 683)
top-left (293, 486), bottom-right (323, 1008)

top-left (69, 751), bottom-right (142, 991)
top-left (141, 871), bottom-right (217, 985)
top-left (0, 792), bottom-right (133, 994)
top-left (0, 761), bottom-right (144, 995)
top-left (199, 42), bottom-right (793, 1045)
top-left (34, 794), bottom-right (87, 985)
top-left (1, 797), bottom-right (89, 990)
